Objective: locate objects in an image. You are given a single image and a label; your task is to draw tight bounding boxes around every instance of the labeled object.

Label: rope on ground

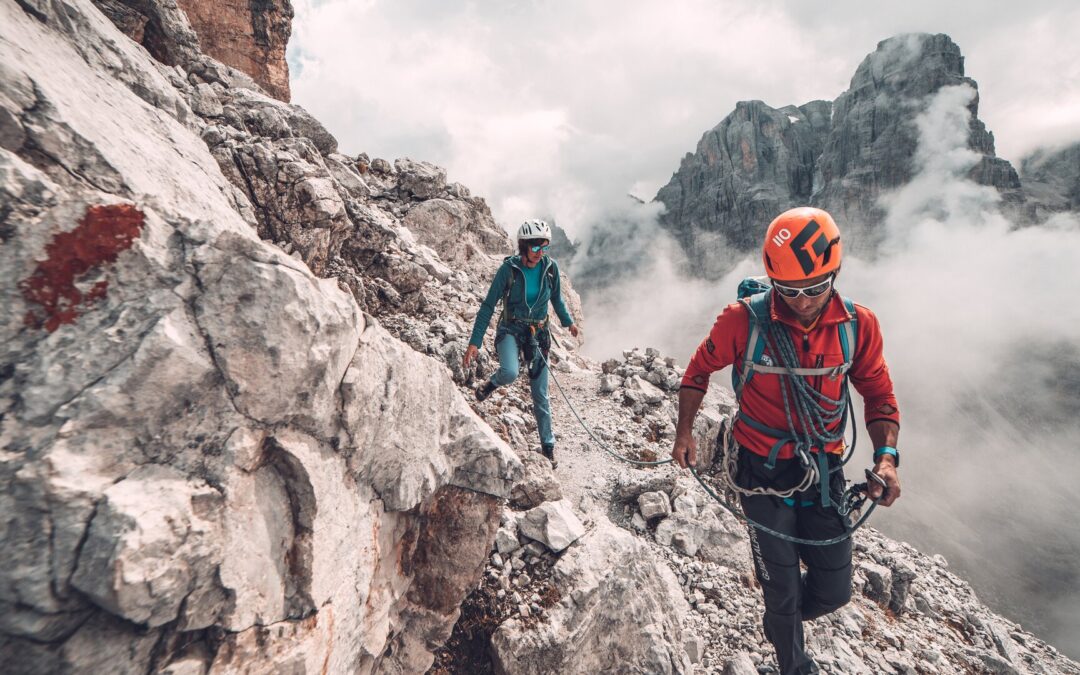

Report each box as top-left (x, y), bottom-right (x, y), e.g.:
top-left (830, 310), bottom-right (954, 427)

top-left (539, 349), bottom-right (880, 546)
top-left (544, 352), bottom-right (673, 467)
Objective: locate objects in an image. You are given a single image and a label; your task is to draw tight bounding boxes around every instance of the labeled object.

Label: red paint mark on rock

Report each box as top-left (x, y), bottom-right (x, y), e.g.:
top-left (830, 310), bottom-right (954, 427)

top-left (19, 204), bottom-right (145, 332)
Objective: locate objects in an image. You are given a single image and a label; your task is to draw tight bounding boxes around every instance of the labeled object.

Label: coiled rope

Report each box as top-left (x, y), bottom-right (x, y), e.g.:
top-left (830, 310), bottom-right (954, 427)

top-left (533, 344), bottom-right (882, 547)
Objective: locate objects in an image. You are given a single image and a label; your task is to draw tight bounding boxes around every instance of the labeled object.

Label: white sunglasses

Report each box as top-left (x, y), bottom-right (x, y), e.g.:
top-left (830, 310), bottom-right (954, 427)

top-left (772, 274), bottom-right (834, 299)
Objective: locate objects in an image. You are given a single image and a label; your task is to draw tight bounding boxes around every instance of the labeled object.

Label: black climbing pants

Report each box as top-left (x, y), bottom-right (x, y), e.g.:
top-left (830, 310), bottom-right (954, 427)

top-left (735, 448), bottom-right (853, 675)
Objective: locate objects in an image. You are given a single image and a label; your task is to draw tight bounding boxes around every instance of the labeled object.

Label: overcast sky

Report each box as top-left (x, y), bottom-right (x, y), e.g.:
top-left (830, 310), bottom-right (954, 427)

top-left (288, 0), bottom-right (1080, 237)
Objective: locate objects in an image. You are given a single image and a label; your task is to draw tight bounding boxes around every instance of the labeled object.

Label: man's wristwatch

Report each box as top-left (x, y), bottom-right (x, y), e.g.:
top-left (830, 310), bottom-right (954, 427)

top-left (874, 446), bottom-right (899, 467)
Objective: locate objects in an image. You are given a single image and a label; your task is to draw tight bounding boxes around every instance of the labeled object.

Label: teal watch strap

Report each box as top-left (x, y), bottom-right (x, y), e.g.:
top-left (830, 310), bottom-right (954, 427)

top-left (874, 446), bottom-right (899, 467)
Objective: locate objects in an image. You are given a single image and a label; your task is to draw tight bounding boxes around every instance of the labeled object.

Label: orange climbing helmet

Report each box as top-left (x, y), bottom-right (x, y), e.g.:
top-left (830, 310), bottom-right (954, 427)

top-left (761, 207), bottom-right (843, 282)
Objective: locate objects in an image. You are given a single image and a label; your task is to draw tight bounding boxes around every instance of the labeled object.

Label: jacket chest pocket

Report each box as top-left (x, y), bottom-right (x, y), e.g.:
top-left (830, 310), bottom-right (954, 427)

top-left (809, 350), bottom-right (848, 395)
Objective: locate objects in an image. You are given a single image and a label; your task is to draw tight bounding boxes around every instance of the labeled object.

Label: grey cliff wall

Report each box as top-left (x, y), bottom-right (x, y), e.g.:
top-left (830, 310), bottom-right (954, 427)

top-left (0, 1), bottom-right (522, 672)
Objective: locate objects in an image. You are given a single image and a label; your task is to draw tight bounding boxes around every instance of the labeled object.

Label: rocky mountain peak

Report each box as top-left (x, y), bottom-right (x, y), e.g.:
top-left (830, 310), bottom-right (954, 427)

top-left (655, 32), bottom-right (1025, 274)
top-left (1020, 141), bottom-right (1080, 218)
top-left (847, 33), bottom-right (967, 93)
top-left (653, 98), bottom-right (832, 277)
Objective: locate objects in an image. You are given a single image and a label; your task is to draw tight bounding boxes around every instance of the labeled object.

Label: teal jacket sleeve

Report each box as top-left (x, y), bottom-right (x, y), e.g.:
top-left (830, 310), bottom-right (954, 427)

top-left (469, 263), bottom-right (510, 348)
top-left (549, 261), bottom-right (574, 328)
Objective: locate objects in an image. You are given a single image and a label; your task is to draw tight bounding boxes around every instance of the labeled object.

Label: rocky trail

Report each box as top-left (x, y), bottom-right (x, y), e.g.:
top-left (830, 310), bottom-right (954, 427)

top-left (431, 347), bottom-right (1080, 674)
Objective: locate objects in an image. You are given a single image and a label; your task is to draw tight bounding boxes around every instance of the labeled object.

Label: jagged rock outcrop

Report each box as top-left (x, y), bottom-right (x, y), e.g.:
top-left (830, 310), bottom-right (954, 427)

top-left (92, 0), bottom-right (293, 101)
top-left (654, 100), bottom-right (831, 277)
top-left (656, 33), bottom-right (1025, 273)
top-left (1021, 142), bottom-right (1080, 219)
top-left (176, 0), bottom-right (293, 101)
top-left (1, 2), bottom-right (523, 673)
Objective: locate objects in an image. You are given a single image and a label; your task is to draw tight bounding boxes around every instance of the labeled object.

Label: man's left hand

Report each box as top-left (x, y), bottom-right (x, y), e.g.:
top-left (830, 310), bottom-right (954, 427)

top-left (568, 324), bottom-right (579, 338)
top-left (869, 456), bottom-right (901, 507)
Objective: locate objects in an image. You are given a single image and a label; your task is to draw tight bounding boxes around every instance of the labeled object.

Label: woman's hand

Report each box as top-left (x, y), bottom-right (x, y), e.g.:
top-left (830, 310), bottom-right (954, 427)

top-left (569, 324), bottom-right (580, 338)
top-left (463, 345), bottom-right (479, 369)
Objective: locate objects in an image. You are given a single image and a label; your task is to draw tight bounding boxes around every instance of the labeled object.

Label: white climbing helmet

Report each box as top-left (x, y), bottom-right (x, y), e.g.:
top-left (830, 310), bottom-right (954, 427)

top-left (516, 219), bottom-right (552, 243)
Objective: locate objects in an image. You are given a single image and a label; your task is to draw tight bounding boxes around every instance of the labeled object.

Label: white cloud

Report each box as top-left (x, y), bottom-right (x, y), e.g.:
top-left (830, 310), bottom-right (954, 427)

top-left (290, 0), bottom-right (855, 237)
top-left (291, 1), bottom-right (1080, 238)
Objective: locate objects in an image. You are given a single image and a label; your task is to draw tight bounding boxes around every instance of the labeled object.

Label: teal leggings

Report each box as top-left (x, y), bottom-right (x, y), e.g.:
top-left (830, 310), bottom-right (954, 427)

top-left (489, 332), bottom-right (554, 445)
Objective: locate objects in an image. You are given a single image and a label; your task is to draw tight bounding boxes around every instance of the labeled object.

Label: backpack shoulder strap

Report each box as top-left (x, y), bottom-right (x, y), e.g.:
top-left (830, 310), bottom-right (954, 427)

top-left (837, 296), bottom-right (858, 365)
top-left (732, 291), bottom-right (771, 397)
top-left (499, 258), bottom-right (516, 324)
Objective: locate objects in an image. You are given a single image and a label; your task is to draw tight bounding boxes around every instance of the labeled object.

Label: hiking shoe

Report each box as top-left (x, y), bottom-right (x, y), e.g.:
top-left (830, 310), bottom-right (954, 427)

top-left (541, 443), bottom-right (556, 468)
top-left (475, 381), bottom-right (497, 402)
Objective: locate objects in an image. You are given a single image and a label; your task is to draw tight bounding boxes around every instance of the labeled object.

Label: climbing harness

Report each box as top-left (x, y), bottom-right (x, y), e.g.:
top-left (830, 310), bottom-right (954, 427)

top-left (728, 281), bottom-right (859, 511)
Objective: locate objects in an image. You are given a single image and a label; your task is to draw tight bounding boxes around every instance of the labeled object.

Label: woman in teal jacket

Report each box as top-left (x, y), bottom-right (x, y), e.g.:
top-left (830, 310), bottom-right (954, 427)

top-left (462, 219), bottom-right (579, 466)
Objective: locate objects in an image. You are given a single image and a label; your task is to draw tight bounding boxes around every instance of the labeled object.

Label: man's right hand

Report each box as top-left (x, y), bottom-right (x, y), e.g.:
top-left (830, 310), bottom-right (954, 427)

top-left (671, 432), bottom-right (698, 469)
top-left (462, 345), bottom-right (479, 369)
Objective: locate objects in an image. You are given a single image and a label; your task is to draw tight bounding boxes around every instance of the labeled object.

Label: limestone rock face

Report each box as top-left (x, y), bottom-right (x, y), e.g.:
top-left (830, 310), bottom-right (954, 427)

top-left (0, 3), bottom-right (521, 673)
top-left (176, 0), bottom-right (294, 101)
top-left (655, 33), bottom-right (1025, 272)
top-left (92, 0), bottom-right (293, 101)
top-left (517, 500), bottom-right (586, 552)
top-left (70, 466), bottom-right (225, 629)
top-left (490, 522), bottom-right (692, 675)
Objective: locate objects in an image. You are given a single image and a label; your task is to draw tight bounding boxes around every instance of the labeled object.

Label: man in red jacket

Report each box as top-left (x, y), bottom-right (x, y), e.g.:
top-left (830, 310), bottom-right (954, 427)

top-left (671, 207), bottom-right (901, 675)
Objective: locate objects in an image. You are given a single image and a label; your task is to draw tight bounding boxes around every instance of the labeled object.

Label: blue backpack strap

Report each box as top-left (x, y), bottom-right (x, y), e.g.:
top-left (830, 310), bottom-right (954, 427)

top-left (732, 291), bottom-right (771, 397)
top-left (837, 296), bottom-right (858, 365)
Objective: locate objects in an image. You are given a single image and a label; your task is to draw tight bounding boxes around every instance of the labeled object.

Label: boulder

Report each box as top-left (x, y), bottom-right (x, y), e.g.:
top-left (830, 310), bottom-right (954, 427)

top-left (684, 634), bottom-right (704, 664)
top-left (495, 527), bottom-right (521, 555)
top-left (509, 450), bottom-right (563, 510)
top-left (859, 561), bottom-right (893, 605)
top-left (624, 375), bottom-right (665, 404)
top-left (517, 500), bottom-right (585, 553)
top-left (638, 491), bottom-right (672, 521)
top-left (599, 374), bottom-right (622, 393)
top-left (491, 522), bottom-right (691, 674)
top-left (395, 157), bottom-right (447, 199)
top-left (889, 559), bottom-right (918, 615)
top-left (722, 653), bottom-right (758, 675)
